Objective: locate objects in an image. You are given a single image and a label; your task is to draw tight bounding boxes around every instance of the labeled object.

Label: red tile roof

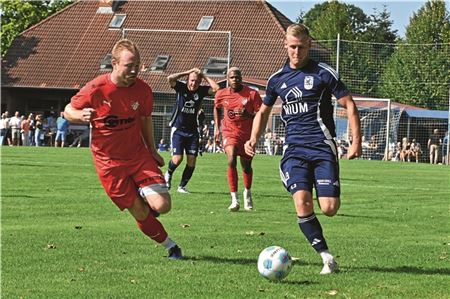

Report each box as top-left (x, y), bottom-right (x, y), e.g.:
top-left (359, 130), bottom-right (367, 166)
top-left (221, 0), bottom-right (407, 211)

top-left (2, 0), bottom-right (302, 93)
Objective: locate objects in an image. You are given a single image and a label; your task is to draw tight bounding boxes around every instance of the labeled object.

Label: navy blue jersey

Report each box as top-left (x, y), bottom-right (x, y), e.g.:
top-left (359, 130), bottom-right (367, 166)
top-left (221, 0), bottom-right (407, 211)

top-left (169, 81), bottom-right (210, 133)
top-left (264, 60), bottom-right (349, 145)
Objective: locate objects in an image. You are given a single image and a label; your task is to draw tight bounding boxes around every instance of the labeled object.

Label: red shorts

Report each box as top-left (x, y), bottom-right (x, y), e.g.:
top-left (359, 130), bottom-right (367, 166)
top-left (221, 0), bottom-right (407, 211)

top-left (222, 131), bottom-right (252, 160)
top-left (94, 153), bottom-right (166, 210)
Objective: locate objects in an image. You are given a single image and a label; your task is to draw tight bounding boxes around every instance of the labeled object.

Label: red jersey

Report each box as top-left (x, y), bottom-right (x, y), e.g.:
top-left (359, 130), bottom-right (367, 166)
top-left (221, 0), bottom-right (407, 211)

top-left (214, 86), bottom-right (262, 137)
top-left (71, 74), bottom-right (153, 161)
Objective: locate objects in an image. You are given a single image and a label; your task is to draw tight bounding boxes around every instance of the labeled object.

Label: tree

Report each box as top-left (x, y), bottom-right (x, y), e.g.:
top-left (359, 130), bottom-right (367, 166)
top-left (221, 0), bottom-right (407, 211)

top-left (0, 0), bottom-right (72, 57)
top-left (380, 0), bottom-right (450, 109)
top-left (364, 6), bottom-right (397, 43)
top-left (296, 1), bottom-right (397, 97)
top-left (298, 1), bottom-right (367, 40)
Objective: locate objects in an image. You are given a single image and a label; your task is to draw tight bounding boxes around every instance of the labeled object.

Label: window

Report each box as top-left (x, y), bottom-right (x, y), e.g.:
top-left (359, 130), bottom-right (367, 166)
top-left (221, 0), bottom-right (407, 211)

top-left (100, 53), bottom-right (112, 70)
top-left (150, 55), bottom-right (170, 71)
top-left (203, 57), bottom-right (228, 76)
top-left (109, 14), bottom-right (126, 28)
top-left (196, 16), bottom-right (214, 31)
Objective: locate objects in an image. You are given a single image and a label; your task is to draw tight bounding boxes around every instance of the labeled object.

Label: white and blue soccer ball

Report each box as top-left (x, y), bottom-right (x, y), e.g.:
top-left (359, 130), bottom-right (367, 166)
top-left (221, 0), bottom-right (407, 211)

top-left (257, 246), bottom-right (293, 281)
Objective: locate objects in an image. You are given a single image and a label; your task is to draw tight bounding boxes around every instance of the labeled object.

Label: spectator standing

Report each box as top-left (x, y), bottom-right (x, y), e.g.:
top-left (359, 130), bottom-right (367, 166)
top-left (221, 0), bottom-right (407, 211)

top-left (20, 115), bottom-right (30, 146)
top-left (64, 39), bottom-right (182, 259)
top-left (9, 111), bottom-right (21, 146)
top-left (55, 111), bottom-right (69, 147)
top-left (442, 132), bottom-right (448, 165)
top-left (428, 129), bottom-right (441, 164)
top-left (245, 24), bottom-right (361, 274)
top-left (3, 111), bottom-right (12, 146)
top-left (35, 114), bottom-right (45, 147)
top-left (45, 112), bottom-right (57, 146)
top-left (0, 113), bottom-right (8, 146)
top-left (264, 129), bottom-right (275, 155)
top-left (28, 113), bottom-right (36, 146)
top-left (164, 68), bottom-right (219, 193)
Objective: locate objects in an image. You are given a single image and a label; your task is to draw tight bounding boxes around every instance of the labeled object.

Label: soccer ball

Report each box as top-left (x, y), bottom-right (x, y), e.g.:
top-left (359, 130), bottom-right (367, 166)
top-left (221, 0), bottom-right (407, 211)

top-left (257, 246), bottom-right (293, 281)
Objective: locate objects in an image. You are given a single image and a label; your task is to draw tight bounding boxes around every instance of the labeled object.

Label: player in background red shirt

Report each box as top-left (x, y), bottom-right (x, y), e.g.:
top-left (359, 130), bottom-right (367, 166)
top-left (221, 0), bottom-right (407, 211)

top-left (214, 67), bottom-right (262, 211)
top-left (64, 39), bottom-right (182, 259)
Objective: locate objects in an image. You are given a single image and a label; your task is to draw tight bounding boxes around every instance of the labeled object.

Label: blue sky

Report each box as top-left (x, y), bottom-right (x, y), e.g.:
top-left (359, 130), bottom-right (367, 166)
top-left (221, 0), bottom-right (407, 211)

top-left (268, 1), bottom-right (448, 37)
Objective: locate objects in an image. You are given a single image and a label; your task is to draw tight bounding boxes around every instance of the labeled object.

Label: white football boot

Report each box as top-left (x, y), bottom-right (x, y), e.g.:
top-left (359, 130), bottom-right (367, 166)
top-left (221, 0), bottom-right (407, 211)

top-left (320, 258), bottom-right (340, 275)
top-left (177, 186), bottom-right (190, 194)
top-left (243, 189), bottom-right (253, 211)
top-left (228, 192), bottom-right (240, 212)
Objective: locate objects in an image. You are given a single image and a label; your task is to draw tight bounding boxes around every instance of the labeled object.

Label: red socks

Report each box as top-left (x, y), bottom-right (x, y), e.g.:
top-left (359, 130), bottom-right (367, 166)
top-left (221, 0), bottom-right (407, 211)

top-left (227, 167), bottom-right (238, 192)
top-left (243, 170), bottom-right (253, 190)
top-left (227, 167), bottom-right (253, 191)
top-left (136, 213), bottom-right (168, 243)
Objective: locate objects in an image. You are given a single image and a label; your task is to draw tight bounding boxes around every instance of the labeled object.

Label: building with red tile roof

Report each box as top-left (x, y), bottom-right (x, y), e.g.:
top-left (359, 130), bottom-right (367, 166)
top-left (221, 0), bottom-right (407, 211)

top-left (3, 0), bottom-right (326, 115)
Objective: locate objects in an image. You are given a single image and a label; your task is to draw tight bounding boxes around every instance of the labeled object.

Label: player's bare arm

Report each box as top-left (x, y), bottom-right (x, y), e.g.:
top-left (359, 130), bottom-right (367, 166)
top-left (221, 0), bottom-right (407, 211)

top-left (337, 95), bottom-right (362, 159)
top-left (141, 116), bottom-right (164, 167)
top-left (167, 68), bottom-right (201, 88)
top-left (64, 103), bottom-right (94, 124)
top-left (244, 104), bottom-right (272, 157)
top-left (213, 106), bottom-right (221, 143)
top-left (201, 73), bottom-right (220, 95)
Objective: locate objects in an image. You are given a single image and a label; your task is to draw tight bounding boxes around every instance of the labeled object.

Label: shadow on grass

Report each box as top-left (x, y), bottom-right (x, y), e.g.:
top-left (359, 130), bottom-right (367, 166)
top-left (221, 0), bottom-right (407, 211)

top-left (367, 265), bottom-right (450, 276)
top-left (184, 255), bottom-right (256, 265)
top-left (337, 213), bottom-right (380, 219)
top-left (1, 194), bottom-right (40, 198)
top-left (185, 256), bottom-right (450, 277)
top-left (181, 255), bottom-right (318, 285)
top-left (189, 190), bottom-right (230, 196)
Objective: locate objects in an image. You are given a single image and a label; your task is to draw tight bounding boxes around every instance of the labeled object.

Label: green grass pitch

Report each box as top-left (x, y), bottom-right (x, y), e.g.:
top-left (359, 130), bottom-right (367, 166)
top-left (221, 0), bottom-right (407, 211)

top-left (1, 147), bottom-right (449, 298)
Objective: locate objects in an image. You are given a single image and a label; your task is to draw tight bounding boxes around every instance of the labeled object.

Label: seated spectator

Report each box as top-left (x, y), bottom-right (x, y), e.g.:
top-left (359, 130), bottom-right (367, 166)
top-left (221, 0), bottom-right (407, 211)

top-left (409, 139), bottom-right (422, 163)
top-left (400, 137), bottom-right (411, 162)
top-left (367, 135), bottom-right (379, 160)
top-left (392, 142), bottom-right (402, 161)
top-left (157, 138), bottom-right (169, 152)
top-left (69, 127), bottom-right (89, 147)
top-left (337, 139), bottom-right (348, 159)
top-left (205, 138), bottom-right (215, 153)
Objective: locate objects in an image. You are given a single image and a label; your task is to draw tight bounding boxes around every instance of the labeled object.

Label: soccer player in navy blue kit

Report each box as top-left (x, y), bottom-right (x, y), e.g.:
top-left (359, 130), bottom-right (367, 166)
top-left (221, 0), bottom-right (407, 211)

top-left (165, 68), bottom-right (219, 193)
top-left (245, 24), bottom-right (362, 274)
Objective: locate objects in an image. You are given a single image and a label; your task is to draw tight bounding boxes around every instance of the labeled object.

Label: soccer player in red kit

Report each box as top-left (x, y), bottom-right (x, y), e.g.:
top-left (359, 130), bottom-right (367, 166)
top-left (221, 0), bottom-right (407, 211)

top-left (214, 67), bottom-right (262, 211)
top-left (64, 39), bottom-right (182, 259)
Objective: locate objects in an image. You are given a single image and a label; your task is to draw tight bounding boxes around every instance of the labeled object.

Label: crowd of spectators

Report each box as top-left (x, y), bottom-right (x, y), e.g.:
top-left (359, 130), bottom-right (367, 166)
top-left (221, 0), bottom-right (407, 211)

top-left (0, 110), bottom-right (89, 147)
top-left (2, 110), bottom-right (448, 165)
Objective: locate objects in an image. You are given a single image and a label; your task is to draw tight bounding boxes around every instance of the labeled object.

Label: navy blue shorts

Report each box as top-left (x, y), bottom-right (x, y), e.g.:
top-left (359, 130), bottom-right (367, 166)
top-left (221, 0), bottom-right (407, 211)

top-left (170, 128), bottom-right (199, 156)
top-left (279, 140), bottom-right (340, 197)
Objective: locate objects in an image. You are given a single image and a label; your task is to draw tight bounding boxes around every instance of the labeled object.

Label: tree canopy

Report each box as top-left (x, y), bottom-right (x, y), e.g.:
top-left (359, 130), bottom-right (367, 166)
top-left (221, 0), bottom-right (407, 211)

top-left (0, 0), bottom-right (72, 56)
top-left (380, 0), bottom-right (450, 109)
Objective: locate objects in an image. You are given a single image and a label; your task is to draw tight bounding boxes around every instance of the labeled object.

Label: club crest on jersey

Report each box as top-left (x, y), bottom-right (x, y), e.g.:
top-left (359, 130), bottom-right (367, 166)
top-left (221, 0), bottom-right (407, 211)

top-left (304, 76), bottom-right (314, 90)
top-left (131, 101), bottom-right (139, 111)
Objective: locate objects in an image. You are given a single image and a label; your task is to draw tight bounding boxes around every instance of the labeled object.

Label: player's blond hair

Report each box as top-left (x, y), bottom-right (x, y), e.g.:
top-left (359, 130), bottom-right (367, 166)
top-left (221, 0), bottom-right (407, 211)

top-left (111, 39), bottom-right (140, 62)
top-left (227, 66), bottom-right (242, 77)
top-left (286, 24), bottom-right (310, 38)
